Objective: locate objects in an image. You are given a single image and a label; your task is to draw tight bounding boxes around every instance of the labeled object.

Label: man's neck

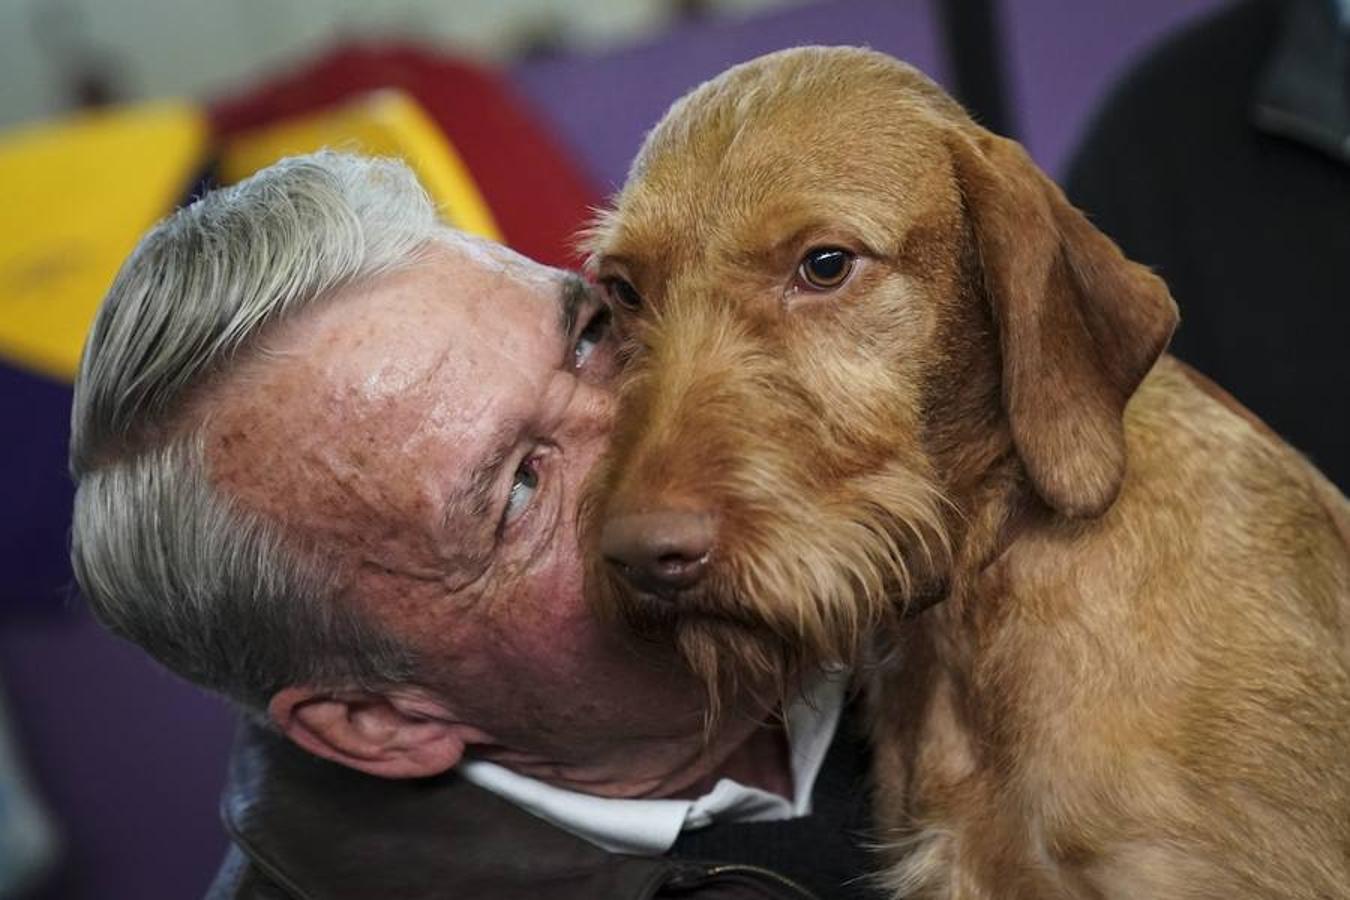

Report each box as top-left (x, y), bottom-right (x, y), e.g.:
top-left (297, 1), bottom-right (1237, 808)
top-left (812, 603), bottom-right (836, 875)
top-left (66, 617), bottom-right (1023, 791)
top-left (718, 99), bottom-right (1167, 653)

top-left (466, 707), bottom-right (772, 799)
top-left (454, 670), bottom-right (849, 857)
top-left (673, 717), bottom-right (793, 800)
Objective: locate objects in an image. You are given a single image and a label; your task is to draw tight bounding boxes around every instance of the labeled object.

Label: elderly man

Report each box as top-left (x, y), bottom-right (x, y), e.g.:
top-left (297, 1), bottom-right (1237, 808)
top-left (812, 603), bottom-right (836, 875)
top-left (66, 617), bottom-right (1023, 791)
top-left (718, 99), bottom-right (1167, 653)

top-left (70, 152), bottom-right (880, 899)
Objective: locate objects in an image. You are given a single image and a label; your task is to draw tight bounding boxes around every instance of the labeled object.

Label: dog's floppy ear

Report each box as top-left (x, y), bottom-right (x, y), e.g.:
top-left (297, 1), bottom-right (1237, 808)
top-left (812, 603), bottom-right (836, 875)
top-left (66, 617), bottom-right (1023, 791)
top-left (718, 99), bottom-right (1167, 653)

top-left (948, 130), bottom-right (1177, 518)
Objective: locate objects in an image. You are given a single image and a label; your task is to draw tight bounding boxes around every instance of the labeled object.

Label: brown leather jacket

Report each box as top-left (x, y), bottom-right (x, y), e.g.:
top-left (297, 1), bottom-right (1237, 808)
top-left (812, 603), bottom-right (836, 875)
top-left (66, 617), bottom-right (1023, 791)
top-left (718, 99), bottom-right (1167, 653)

top-left (205, 723), bottom-right (826, 900)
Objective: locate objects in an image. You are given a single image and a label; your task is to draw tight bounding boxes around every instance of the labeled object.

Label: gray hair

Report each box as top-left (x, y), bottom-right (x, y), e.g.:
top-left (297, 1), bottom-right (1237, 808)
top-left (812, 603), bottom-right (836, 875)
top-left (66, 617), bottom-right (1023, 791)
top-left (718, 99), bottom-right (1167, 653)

top-left (70, 151), bottom-right (448, 715)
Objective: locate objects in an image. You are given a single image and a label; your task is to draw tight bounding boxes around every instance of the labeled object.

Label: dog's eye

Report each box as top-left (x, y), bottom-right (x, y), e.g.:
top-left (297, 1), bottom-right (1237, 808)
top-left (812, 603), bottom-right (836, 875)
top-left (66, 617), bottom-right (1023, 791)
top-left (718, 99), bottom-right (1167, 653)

top-left (601, 277), bottom-right (643, 311)
top-left (796, 247), bottom-right (855, 291)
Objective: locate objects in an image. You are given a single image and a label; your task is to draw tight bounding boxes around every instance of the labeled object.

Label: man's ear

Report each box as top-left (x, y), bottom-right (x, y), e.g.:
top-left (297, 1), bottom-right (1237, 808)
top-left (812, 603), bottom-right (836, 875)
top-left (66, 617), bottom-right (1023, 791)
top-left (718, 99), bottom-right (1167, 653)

top-left (947, 128), bottom-right (1178, 518)
top-left (268, 685), bottom-right (487, 779)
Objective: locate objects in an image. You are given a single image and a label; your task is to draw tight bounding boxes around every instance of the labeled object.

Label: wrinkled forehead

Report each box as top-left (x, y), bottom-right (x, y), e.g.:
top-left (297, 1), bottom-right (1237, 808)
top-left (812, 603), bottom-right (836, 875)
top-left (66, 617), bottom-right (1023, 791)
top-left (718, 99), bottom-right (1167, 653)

top-left (592, 51), bottom-right (963, 268)
top-left (203, 241), bottom-right (559, 530)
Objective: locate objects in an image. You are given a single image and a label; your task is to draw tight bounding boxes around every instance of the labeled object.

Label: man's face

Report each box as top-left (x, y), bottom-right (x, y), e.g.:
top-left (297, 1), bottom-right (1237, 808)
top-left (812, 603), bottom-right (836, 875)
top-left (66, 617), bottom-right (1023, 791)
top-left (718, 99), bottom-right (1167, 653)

top-left (206, 235), bottom-right (728, 794)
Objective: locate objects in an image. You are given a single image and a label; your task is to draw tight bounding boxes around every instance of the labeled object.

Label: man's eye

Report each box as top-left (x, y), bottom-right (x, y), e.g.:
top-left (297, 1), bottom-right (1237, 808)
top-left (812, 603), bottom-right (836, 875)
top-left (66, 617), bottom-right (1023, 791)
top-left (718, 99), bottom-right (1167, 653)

top-left (503, 457), bottom-right (540, 524)
top-left (602, 277), bottom-right (643, 311)
top-left (573, 306), bottom-right (612, 369)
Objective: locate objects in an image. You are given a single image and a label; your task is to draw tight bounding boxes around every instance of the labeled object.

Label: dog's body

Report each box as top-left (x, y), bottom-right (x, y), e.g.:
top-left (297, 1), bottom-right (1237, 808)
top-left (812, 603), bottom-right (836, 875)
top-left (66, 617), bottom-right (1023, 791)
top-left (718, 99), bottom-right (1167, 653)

top-left (870, 358), bottom-right (1350, 899)
top-left (584, 47), bottom-right (1350, 898)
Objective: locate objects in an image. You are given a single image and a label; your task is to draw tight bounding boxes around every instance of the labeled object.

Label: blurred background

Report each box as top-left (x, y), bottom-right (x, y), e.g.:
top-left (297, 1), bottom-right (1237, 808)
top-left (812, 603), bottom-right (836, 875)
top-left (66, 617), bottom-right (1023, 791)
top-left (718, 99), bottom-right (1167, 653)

top-left (0, 0), bottom-right (1345, 897)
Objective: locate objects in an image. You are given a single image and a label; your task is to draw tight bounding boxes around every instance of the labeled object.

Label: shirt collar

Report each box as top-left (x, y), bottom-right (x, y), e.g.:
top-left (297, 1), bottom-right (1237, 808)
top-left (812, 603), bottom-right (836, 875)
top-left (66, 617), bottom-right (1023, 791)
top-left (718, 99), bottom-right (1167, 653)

top-left (1252, 0), bottom-right (1350, 164)
top-left (457, 668), bottom-right (849, 855)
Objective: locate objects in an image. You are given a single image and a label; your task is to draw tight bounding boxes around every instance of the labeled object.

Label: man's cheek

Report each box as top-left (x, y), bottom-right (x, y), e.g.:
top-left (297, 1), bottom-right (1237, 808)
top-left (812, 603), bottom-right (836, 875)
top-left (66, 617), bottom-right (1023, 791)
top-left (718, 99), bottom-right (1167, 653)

top-left (541, 499), bottom-right (589, 601)
top-left (497, 549), bottom-right (588, 633)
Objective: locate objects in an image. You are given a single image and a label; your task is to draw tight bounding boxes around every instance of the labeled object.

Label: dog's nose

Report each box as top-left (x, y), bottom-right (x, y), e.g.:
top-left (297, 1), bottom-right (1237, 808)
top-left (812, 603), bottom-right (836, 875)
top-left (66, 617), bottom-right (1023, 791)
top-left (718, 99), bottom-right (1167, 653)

top-left (600, 510), bottom-right (714, 595)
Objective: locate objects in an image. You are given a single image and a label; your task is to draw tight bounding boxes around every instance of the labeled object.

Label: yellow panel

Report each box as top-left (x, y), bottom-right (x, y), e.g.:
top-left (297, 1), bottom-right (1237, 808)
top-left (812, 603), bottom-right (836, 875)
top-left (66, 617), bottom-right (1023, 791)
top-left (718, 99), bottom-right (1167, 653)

top-left (0, 102), bottom-right (208, 382)
top-left (220, 89), bottom-right (500, 242)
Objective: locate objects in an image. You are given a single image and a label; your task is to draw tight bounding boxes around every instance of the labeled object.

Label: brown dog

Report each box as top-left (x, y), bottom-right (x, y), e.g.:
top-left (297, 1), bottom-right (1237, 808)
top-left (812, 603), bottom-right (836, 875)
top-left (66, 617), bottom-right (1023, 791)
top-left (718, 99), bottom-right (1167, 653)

top-left (582, 47), bottom-right (1350, 899)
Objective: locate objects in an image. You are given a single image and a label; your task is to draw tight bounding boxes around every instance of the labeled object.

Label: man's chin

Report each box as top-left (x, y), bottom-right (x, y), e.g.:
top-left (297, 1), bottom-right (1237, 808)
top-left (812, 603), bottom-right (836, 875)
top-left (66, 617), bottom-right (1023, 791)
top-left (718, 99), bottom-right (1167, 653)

top-left (611, 599), bottom-right (799, 725)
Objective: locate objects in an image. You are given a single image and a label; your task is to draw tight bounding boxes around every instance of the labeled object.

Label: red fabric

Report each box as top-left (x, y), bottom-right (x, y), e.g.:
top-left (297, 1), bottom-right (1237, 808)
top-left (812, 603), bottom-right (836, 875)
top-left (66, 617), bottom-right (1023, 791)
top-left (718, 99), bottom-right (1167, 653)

top-left (209, 44), bottom-right (600, 270)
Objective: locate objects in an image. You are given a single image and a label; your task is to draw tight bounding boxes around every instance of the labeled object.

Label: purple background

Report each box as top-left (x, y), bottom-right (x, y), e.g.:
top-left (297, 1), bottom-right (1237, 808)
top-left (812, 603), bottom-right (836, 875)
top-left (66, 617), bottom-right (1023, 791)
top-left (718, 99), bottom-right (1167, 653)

top-left (2, 1), bottom-right (1228, 897)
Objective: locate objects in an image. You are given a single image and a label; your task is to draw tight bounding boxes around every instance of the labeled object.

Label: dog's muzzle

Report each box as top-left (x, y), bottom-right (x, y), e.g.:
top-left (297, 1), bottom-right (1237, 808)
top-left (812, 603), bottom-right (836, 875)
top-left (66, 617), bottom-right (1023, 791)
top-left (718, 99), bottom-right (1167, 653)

top-left (599, 509), bottom-right (715, 599)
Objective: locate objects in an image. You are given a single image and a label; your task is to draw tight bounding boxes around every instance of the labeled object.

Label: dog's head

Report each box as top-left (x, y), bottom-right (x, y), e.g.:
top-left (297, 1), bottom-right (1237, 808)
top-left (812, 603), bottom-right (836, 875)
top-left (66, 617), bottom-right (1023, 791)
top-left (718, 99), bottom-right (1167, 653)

top-left (581, 47), bottom-right (1176, 704)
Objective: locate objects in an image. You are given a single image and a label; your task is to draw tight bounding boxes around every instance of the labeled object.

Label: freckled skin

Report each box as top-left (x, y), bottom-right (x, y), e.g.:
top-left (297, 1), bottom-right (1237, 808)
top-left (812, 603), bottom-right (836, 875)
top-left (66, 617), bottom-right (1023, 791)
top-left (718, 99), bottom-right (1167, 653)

top-left (205, 235), bottom-right (767, 798)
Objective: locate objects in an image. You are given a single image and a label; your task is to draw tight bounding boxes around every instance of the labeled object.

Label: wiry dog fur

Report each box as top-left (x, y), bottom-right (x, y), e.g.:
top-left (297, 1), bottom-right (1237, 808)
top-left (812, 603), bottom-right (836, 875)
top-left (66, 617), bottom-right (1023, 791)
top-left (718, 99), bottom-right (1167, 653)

top-left (582, 47), bottom-right (1350, 899)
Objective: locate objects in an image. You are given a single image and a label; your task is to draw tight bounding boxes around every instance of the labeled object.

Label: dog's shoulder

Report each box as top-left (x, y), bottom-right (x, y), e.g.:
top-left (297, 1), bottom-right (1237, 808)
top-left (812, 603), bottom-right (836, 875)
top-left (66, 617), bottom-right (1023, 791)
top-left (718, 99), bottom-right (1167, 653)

top-left (1124, 356), bottom-right (1346, 533)
top-left (1161, 356), bottom-right (1350, 553)
top-left (991, 354), bottom-right (1347, 638)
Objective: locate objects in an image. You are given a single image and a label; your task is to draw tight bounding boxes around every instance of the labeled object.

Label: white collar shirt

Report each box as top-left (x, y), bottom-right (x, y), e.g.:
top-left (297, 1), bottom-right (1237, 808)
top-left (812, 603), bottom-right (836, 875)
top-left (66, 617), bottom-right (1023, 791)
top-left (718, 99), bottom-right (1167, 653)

top-left (456, 669), bottom-right (849, 856)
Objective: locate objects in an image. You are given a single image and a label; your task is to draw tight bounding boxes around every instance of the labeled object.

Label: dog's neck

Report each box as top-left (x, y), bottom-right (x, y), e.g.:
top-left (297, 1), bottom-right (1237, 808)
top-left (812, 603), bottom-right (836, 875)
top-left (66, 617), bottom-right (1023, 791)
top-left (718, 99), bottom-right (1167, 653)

top-left (905, 449), bottom-right (1037, 623)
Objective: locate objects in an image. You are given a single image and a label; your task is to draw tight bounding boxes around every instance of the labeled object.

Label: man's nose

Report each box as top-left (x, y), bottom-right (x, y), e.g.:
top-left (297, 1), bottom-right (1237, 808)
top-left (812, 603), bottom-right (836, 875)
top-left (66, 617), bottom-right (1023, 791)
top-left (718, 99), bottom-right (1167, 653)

top-left (600, 509), bottom-right (715, 595)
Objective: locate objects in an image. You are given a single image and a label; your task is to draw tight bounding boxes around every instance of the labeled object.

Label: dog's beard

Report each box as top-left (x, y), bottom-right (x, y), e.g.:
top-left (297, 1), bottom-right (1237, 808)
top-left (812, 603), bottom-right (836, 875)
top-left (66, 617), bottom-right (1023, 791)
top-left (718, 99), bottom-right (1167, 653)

top-left (602, 583), bottom-right (805, 727)
top-left (587, 461), bottom-right (953, 727)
